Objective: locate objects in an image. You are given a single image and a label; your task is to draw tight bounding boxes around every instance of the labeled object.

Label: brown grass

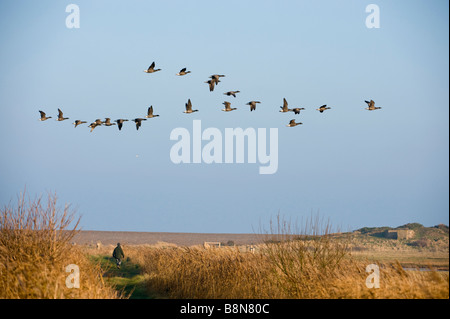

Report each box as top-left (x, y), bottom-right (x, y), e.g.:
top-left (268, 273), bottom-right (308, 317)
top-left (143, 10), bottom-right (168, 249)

top-left (0, 191), bottom-right (123, 299)
top-left (138, 245), bottom-right (278, 298)
top-left (132, 215), bottom-right (449, 299)
top-left (3, 193), bottom-right (447, 299)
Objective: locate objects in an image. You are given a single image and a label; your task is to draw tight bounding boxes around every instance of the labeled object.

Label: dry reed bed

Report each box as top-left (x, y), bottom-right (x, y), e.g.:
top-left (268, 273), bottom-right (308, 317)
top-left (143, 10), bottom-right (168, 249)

top-left (133, 245), bottom-right (448, 299)
top-left (0, 193), bottom-right (123, 299)
top-left (1, 194), bottom-right (448, 299)
top-left (137, 246), bottom-right (277, 298)
top-left (129, 216), bottom-right (449, 299)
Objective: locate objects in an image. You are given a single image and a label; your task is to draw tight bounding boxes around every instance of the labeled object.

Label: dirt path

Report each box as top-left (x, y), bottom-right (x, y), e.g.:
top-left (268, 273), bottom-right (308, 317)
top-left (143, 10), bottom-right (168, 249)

top-left (90, 255), bottom-right (154, 299)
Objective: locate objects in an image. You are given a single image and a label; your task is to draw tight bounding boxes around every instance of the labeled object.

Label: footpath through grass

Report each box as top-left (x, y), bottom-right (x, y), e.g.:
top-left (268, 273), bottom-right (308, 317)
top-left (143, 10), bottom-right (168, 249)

top-left (89, 255), bottom-right (155, 299)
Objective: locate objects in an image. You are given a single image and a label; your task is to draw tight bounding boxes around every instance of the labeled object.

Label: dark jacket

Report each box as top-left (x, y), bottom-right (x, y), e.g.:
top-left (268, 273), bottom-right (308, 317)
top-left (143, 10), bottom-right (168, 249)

top-left (113, 245), bottom-right (124, 260)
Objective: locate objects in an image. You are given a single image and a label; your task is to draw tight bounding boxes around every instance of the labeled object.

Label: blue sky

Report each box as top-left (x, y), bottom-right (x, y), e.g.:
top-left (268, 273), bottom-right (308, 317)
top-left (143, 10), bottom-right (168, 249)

top-left (0, 0), bottom-right (448, 233)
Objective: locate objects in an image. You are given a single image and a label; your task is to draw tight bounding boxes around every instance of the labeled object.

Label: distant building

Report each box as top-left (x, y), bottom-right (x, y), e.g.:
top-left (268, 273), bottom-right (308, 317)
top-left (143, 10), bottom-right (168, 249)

top-left (386, 229), bottom-right (415, 240)
top-left (204, 242), bottom-right (221, 248)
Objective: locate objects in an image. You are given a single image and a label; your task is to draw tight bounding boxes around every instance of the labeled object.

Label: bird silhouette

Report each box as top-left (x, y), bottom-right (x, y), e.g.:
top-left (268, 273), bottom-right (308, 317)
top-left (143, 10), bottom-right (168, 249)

top-left (316, 105), bottom-right (331, 113)
top-left (72, 120), bottom-right (86, 128)
top-left (115, 119), bottom-right (128, 131)
top-left (224, 91), bottom-right (240, 98)
top-left (184, 99), bottom-right (198, 113)
top-left (246, 101), bottom-right (261, 112)
top-left (365, 100), bottom-right (382, 111)
top-left (39, 110), bottom-right (52, 121)
top-left (279, 98), bottom-right (292, 113)
top-left (146, 106), bottom-right (160, 118)
top-left (144, 61), bottom-right (161, 73)
top-left (210, 74), bottom-right (225, 85)
top-left (222, 101), bottom-right (237, 112)
top-left (286, 119), bottom-right (302, 127)
top-left (292, 107), bottom-right (305, 114)
top-left (176, 68), bottom-right (191, 76)
top-left (132, 118), bottom-right (147, 130)
top-left (56, 108), bottom-right (69, 121)
top-left (88, 122), bottom-right (99, 132)
top-left (103, 118), bottom-right (116, 126)
top-left (205, 79), bottom-right (219, 92)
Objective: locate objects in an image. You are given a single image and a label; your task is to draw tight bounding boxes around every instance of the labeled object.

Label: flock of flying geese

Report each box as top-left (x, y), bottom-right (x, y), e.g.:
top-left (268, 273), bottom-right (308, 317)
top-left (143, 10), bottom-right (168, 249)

top-left (38, 61), bottom-right (382, 131)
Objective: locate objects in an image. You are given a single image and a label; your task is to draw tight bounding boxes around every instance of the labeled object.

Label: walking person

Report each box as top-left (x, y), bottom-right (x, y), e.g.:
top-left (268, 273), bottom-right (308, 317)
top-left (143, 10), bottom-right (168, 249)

top-left (112, 243), bottom-right (125, 269)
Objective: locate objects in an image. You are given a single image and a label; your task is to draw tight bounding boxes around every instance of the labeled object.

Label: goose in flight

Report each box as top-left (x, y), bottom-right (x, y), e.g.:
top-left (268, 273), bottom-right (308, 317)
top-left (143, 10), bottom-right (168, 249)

top-left (224, 91), bottom-right (240, 98)
top-left (103, 118), bottom-right (116, 126)
top-left (246, 101), bottom-right (261, 112)
top-left (39, 110), bottom-right (52, 121)
top-left (316, 105), bottom-right (331, 113)
top-left (132, 118), bottom-right (147, 130)
top-left (210, 74), bottom-right (225, 85)
top-left (176, 68), bottom-right (191, 76)
top-left (286, 119), bottom-right (302, 127)
top-left (72, 120), bottom-right (86, 128)
top-left (57, 108), bottom-right (69, 121)
top-left (184, 99), bottom-right (198, 113)
top-left (365, 100), bottom-right (382, 111)
top-left (145, 106), bottom-right (160, 118)
top-left (143, 61), bottom-right (161, 73)
top-left (279, 98), bottom-right (292, 113)
top-left (205, 79), bottom-right (219, 92)
top-left (292, 107), bottom-right (305, 114)
top-left (115, 119), bottom-right (128, 131)
top-left (94, 119), bottom-right (103, 126)
top-left (222, 101), bottom-right (237, 112)
top-left (88, 122), bottom-right (99, 132)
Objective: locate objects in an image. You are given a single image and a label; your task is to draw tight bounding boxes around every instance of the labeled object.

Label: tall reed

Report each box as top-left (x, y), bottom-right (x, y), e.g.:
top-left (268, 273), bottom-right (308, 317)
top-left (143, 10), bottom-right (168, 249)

top-left (260, 214), bottom-right (351, 298)
top-left (137, 214), bottom-right (448, 299)
top-left (0, 191), bottom-right (122, 299)
top-left (140, 245), bottom-right (279, 298)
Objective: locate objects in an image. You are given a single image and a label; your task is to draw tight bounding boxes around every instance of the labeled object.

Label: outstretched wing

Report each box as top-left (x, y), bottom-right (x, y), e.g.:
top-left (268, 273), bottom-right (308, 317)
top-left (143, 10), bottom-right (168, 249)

top-left (186, 99), bottom-right (192, 111)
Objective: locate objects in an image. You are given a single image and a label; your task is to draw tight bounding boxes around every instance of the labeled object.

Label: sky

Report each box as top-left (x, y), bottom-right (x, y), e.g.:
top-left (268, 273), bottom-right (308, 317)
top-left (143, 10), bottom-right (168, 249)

top-left (0, 0), bottom-right (448, 233)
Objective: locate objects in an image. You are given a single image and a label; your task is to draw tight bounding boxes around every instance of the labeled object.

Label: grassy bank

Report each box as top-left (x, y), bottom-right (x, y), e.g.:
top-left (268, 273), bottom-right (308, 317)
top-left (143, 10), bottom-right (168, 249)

top-left (0, 193), bottom-right (123, 299)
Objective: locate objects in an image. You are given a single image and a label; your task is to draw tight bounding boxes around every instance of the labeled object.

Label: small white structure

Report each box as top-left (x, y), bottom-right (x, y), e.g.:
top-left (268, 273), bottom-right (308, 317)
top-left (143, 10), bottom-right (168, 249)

top-left (204, 242), bottom-right (221, 249)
